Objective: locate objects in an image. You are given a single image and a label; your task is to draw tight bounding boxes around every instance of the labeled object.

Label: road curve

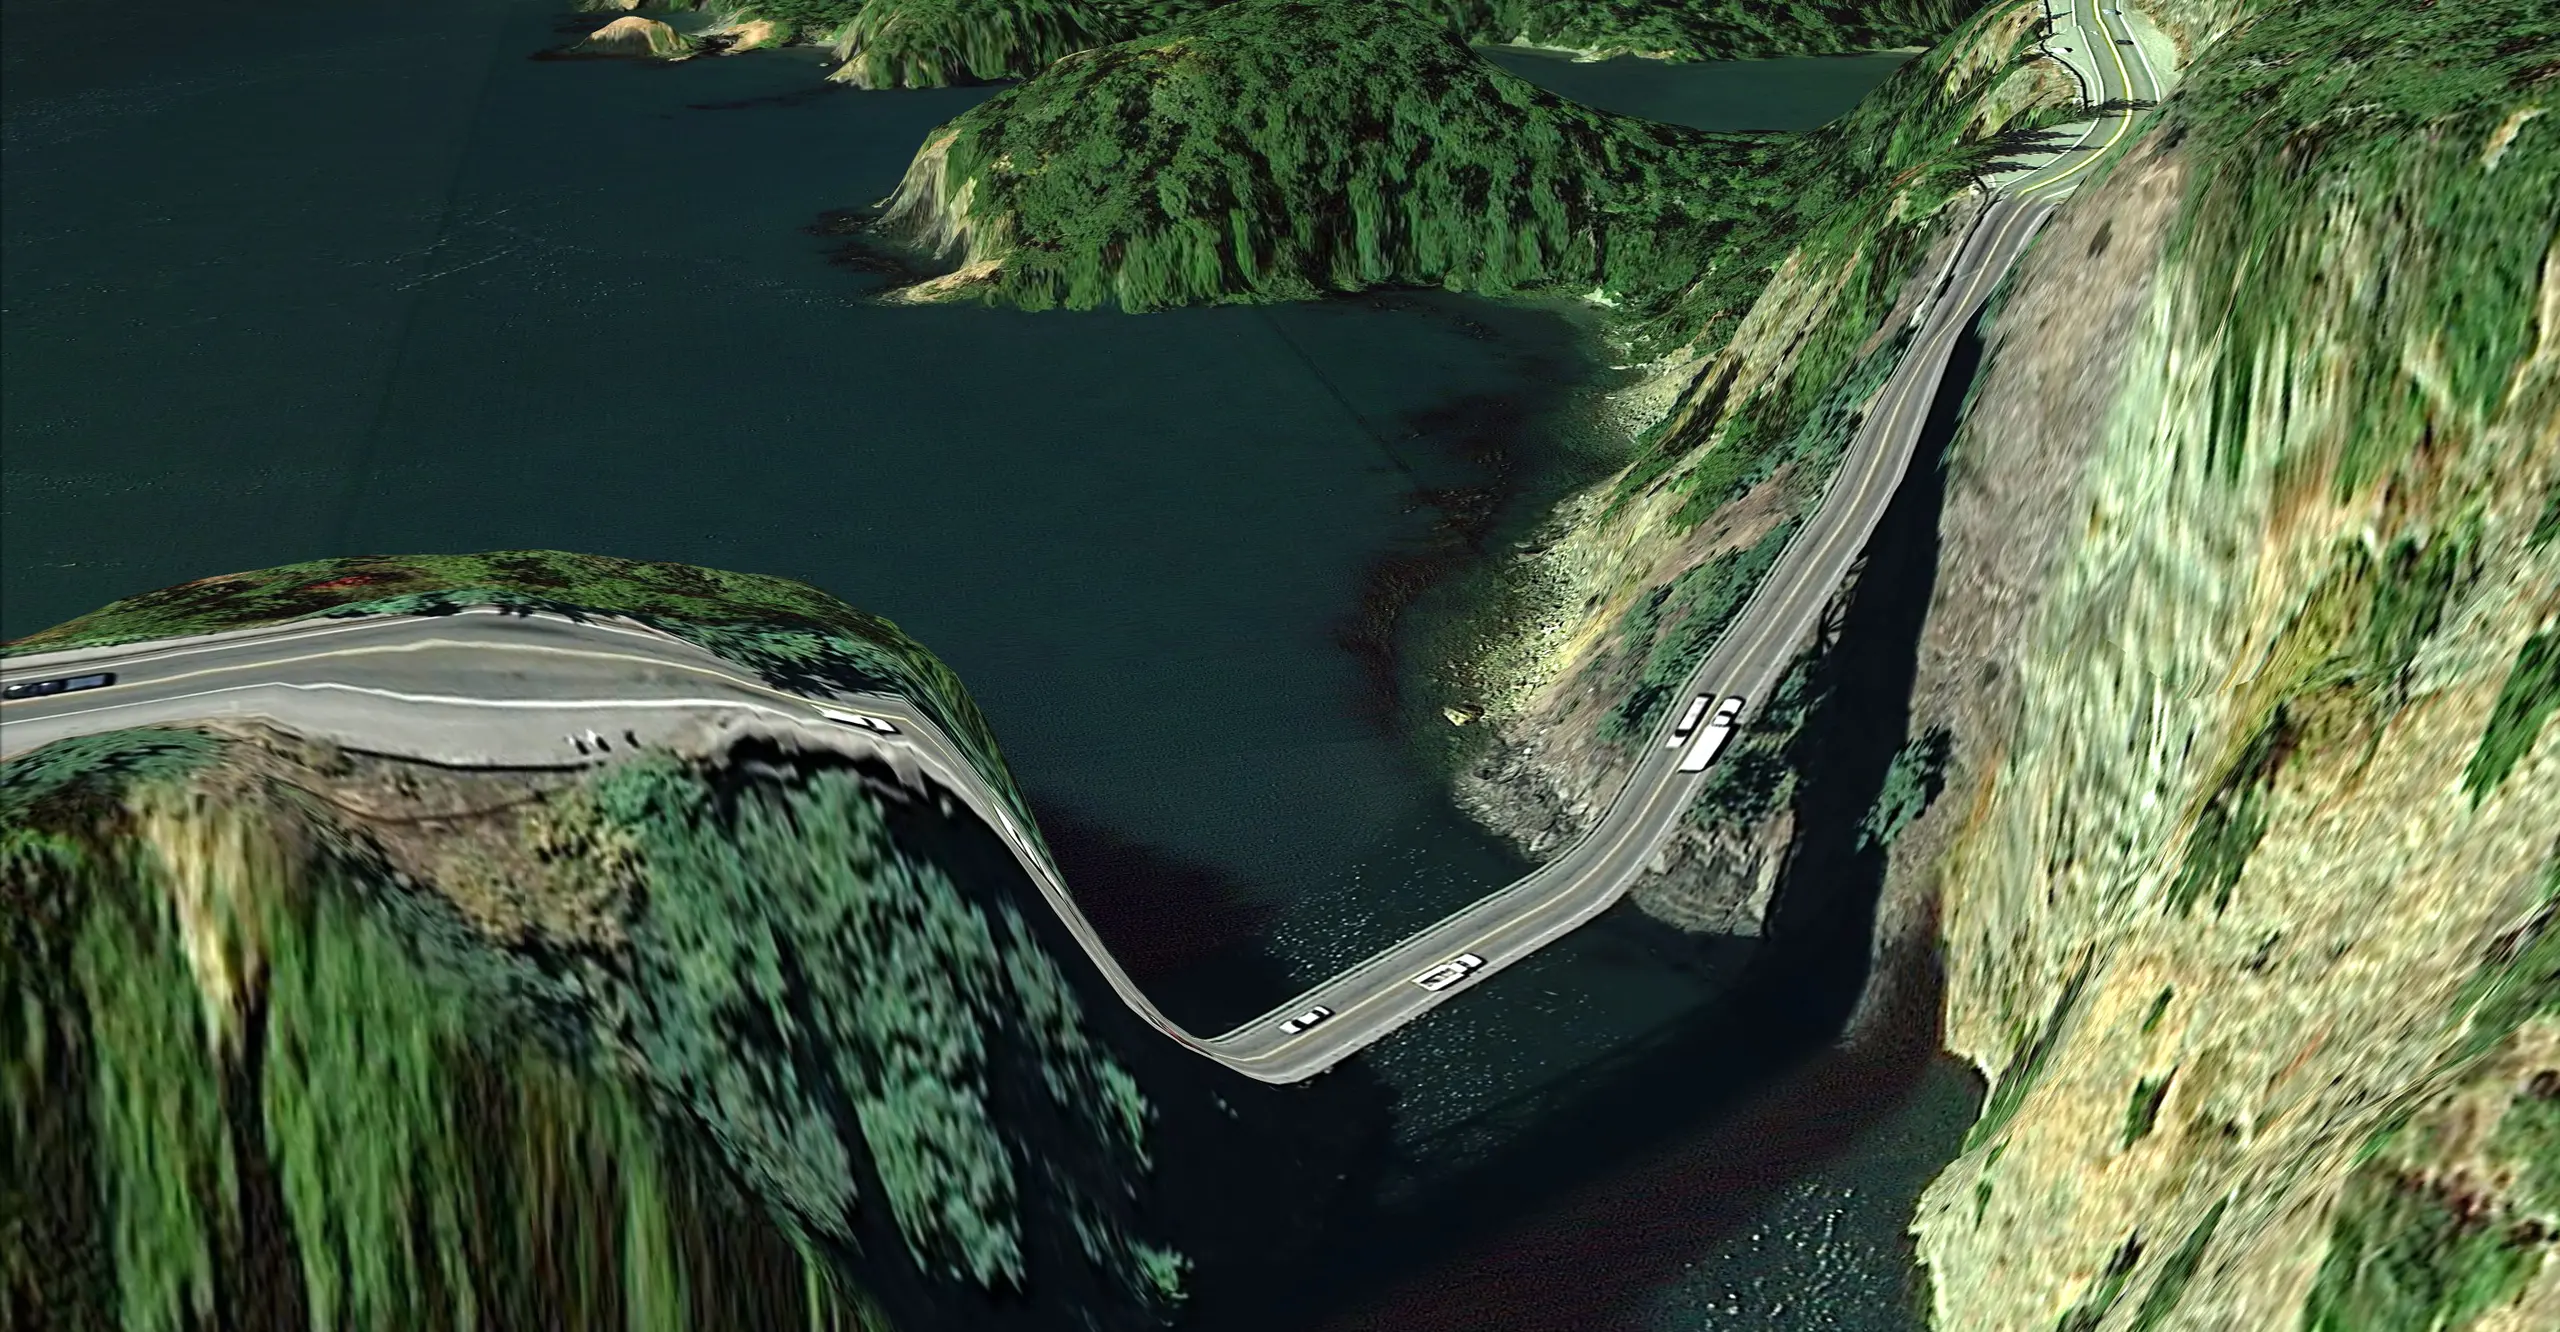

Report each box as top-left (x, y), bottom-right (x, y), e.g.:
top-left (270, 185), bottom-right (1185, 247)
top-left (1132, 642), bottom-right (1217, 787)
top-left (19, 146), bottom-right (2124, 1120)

top-left (1, 6), bottom-right (2157, 1085)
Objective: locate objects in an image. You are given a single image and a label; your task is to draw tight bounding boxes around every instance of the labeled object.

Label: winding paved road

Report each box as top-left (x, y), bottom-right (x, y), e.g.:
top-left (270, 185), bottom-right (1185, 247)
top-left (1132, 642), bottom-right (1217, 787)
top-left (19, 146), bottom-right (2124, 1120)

top-left (1, 2), bottom-right (2159, 1085)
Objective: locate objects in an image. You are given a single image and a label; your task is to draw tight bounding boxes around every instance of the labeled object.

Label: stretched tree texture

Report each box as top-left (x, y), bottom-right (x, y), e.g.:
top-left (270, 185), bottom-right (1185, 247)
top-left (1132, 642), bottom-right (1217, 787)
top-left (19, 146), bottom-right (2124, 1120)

top-left (825, 0), bottom-right (1226, 88)
top-left (1422, 0), bottom-right (1985, 60)
top-left (1, 727), bottom-right (1180, 1328)
top-left (689, 0), bottom-right (1985, 88)
top-left (876, 0), bottom-right (1794, 311)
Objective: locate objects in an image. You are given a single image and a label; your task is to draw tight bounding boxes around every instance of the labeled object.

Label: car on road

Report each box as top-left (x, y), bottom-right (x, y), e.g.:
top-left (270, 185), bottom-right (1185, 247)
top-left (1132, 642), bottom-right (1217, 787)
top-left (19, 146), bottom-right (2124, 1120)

top-left (818, 707), bottom-right (900, 734)
top-left (1278, 1005), bottom-right (1333, 1035)
top-left (1410, 952), bottom-right (1488, 992)
top-left (2, 672), bottom-right (116, 701)
top-left (1663, 694), bottom-right (1714, 749)
top-left (1676, 696), bottom-right (1748, 773)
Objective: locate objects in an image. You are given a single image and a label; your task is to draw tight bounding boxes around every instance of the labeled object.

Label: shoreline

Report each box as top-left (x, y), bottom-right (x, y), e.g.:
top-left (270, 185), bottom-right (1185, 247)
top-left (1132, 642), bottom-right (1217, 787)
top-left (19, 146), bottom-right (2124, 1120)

top-left (1328, 293), bottom-right (1649, 792)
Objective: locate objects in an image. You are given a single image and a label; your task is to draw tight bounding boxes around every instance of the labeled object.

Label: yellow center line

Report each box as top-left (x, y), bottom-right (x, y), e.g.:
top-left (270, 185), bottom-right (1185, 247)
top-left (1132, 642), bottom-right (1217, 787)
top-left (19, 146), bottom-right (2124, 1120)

top-left (1235, 203), bottom-right (2053, 1063)
top-left (9, 203), bottom-right (2073, 1076)
top-left (0, 607), bottom-right (687, 684)
top-left (2017, 0), bottom-right (2148, 200)
top-left (5, 637), bottom-right (771, 707)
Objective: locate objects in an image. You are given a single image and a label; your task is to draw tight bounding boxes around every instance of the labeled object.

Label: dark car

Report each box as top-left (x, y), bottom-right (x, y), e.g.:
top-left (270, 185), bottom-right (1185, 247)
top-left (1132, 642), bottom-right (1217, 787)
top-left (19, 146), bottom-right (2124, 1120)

top-left (2, 672), bottom-right (116, 701)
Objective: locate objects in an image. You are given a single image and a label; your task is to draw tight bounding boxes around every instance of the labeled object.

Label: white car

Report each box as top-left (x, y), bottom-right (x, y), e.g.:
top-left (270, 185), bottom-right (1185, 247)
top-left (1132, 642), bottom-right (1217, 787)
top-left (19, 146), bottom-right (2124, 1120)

top-left (1410, 952), bottom-right (1488, 992)
top-left (1663, 693), bottom-right (1714, 749)
top-left (819, 707), bottom-right (900, 734)
top-left (1278, 1005), bottom-right (1332, 1035)
top-left (1676, 696), bottom-right (1748, 773)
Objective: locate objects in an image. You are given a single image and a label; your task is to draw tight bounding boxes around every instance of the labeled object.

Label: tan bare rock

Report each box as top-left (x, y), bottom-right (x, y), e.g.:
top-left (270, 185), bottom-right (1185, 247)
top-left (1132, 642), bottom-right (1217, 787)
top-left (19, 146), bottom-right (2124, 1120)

top-left (706, 17), bottom-right (789, 52)
top-left (579, 15), bottom-right (695, 58)
top-left (1890, 106), bottom-right (2560, 1332)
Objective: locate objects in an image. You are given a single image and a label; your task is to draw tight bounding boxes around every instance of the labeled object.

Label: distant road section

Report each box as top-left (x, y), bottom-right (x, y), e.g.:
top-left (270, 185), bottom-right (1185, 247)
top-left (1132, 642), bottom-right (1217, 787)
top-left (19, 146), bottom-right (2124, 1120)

top-left (1, 7), bottom-right (2156, 1084)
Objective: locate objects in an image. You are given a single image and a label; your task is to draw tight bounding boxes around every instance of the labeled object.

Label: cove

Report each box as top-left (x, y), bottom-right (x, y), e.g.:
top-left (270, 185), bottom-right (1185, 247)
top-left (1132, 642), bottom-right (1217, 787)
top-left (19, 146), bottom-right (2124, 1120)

top-left (3, 0), bottom-right (1904, 1009)
top-left (2, 8), bottom-right (1955, 1326)
top-left (0, 0), bottom-right (1579, 980)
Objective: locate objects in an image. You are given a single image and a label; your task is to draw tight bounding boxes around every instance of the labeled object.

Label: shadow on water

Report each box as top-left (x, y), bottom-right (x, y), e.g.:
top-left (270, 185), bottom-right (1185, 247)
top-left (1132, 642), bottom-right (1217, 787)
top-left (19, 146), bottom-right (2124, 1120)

top-left (855, 754), bottom-right (1405, 1332)
top-left (1189, 312), bottom-right (1999, 1332)
top-left (1024, 801), bottom-right (1292, 1031)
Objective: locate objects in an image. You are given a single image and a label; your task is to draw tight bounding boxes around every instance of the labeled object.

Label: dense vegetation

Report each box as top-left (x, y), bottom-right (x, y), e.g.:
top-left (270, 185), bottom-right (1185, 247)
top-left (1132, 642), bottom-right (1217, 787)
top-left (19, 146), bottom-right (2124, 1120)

top-left (662, 0), bottom-right (1985, 88)
top-left (1, 729), bottom-right (1183, 1330)
top-left (2303, 1166), bottom-right (2548, 1332)
top-left (1858, 725), bottom-right (1950, 849)
top-left (870, 0), bottom-right (1801, 312)
top-left (815, 0), bottom-right (1223, 89)
top-left (1425, 0), bottom-right (1985, 60)
top-left (597, 751), bottom-right (1179, 1299)
top-left (864, 0), bottom-right (2064, 330)
top-left (1603, 0), bottom-right (2074, 510)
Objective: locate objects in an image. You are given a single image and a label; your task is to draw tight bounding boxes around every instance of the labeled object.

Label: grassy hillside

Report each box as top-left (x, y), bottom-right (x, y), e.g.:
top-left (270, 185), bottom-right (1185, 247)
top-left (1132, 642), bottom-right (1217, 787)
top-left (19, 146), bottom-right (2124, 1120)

top-left (1890, 0), bottom-right (2560, 1325)
top-left (2, 725), bottom-right (1184, 1330)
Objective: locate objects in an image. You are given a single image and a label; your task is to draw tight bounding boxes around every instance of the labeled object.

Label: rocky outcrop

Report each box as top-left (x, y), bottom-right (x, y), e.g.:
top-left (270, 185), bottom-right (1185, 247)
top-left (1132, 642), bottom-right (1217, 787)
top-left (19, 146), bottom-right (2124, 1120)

top-left (578, 15), bottom-right (696, 57)
top-left (1626, 809), bottom-right (1788, 935)
top-left (1439, 0), bottom-right (2060, 931)
top-left (1880, 0), bottom-right (2560, 1325)
top-left (706, 16), bottom-right (789, 51)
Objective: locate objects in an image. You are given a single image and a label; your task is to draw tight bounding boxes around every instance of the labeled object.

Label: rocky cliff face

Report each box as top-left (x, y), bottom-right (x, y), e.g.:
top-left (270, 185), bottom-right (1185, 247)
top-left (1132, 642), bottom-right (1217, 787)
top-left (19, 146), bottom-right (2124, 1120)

top-left (1448, 0), bottom-right (2074, 929)
top-left (1872, 1), bottom-right (2560, 1326)
top-left (1443, 0), bottom-right (2555, 1324)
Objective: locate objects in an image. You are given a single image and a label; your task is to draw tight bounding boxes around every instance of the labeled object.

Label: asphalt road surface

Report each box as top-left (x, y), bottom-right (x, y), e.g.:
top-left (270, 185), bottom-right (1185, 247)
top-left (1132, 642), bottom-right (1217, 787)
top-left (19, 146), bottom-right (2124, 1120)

top-left (0, 6), bottom-right (2158, 1085)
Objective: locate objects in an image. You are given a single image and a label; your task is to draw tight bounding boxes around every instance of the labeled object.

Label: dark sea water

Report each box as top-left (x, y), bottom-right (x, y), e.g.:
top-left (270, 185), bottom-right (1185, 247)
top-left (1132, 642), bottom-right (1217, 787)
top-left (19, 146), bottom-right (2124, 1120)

top-left (2, 6), bottom-right (1958, 1329)
top-left (1477, 45), bottom-right (1917, 131)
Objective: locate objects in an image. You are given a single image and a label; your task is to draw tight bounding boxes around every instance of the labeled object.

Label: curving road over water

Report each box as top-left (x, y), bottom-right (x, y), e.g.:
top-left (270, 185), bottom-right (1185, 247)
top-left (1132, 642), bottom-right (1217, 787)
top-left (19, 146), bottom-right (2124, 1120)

top-left (1, 3), bottom-right (2158, 1085)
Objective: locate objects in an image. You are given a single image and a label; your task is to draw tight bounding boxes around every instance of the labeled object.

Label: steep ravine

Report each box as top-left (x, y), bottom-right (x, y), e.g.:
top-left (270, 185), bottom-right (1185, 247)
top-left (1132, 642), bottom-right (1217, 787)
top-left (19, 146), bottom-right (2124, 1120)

top-left (1887, 2), bottom-right (2560, 1322)
top-left (1447, 0), bottom-right (2077, 930)
top-left (1444, 0), bottom-right (2557, 1328)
